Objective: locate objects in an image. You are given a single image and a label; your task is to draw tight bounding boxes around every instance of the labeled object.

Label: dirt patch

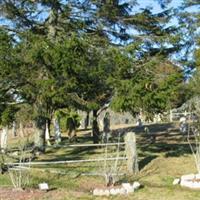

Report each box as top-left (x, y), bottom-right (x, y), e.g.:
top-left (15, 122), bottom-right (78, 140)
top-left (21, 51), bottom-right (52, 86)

top-left (0, 187), bottom-right (45, 200)
top-left (78, 177), bottom-right (104, 192)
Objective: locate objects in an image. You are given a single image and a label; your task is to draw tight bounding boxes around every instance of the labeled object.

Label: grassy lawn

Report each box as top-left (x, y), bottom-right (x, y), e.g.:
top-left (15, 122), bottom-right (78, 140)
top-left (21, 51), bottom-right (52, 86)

top-left (1, 122), bottom-right (200, 200)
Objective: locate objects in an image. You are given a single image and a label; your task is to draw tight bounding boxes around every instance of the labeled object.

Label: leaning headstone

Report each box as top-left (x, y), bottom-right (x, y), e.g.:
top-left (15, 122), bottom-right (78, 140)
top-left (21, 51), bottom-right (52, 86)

top-left (125, 132), bottom-right (139, 174)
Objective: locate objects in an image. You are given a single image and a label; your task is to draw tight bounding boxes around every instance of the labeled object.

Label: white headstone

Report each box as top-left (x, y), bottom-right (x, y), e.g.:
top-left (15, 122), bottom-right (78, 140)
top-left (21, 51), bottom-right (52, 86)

top-left (38, 183), bottom-right (49, 190)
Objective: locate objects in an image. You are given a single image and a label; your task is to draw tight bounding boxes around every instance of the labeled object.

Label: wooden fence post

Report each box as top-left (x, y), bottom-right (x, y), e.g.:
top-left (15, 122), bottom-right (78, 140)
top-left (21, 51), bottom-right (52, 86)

top-left (125, 132), bottom-right (139, 174)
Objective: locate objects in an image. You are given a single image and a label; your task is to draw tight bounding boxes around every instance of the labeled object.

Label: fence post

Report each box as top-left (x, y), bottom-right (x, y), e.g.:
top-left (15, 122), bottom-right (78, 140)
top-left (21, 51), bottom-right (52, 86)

top-left (125, 132), bottom-right (139, 174)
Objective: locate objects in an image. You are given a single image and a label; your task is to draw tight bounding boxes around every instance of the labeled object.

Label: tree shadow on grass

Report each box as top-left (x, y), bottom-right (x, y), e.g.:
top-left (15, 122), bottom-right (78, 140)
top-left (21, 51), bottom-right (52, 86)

top-left (139, 155), bottom-right (158, 170)
top-left (139, 142), bottom-right (192, 158)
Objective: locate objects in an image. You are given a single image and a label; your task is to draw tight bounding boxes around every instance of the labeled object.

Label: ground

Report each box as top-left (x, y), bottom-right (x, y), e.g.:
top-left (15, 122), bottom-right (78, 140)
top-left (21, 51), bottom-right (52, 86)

top-left (1, 122), bottom-right (200, 200)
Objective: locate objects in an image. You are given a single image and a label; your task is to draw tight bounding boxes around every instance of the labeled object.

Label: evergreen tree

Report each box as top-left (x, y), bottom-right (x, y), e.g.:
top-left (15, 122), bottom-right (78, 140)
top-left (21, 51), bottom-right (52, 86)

top-left (0, 0), bottom-right (187, 144)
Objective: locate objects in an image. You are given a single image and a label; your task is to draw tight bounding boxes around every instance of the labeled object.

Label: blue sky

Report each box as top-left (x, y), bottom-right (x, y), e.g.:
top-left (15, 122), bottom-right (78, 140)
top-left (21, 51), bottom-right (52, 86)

top-left (1, 0), bottom-right (198, 27)
top-left (135, 0), bottom-right (182, 13)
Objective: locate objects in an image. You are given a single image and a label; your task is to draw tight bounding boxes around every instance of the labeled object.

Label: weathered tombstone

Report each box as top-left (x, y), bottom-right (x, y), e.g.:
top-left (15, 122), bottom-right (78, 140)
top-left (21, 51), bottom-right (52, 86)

top-left (125, 132), bottom-right (139, 174)
top-left (12, 121), bottom-right (17, 137)
top-left (179, 116), bottom-right (187, 134)
top-left (103, 112), bottom-right (111, 142)
top-left (53, 117), bottom-right (61, 143)
top-left (136, 118), bottom-right (142, 127)
top-left (34, 118), bottom-right (46, 153)
top-left (0, 126), bottom-right (8, 152)
top-left (19, 122), bottom-right (24, 137)
top-left (45, 120), bottom-right (51, 146)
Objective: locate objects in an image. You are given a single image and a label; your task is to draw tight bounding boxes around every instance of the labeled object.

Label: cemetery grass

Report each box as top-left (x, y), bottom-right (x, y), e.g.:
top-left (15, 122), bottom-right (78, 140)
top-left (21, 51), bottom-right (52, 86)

top-left (1, 123), bottom-right (200, 200)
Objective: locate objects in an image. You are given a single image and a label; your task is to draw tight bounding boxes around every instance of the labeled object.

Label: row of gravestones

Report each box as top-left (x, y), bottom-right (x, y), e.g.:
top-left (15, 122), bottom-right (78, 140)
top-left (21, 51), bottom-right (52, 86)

top-left (78, 110), bottom-right (167, 130)
top-left (93, 182), bottom-right (141, 196)
top-left (78, 109), bottom-right (136, 130)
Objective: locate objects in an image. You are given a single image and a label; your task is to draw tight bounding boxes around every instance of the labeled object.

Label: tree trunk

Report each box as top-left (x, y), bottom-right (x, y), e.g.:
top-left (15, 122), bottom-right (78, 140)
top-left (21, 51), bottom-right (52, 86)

top-left (53, 117), bottom-right (61, 144)
top-left (45, 119), bottom-right (51, 146)
top-left (34, 117), bottom-right (46, 153)
top-left (92, 110), bottom-right (100, 143)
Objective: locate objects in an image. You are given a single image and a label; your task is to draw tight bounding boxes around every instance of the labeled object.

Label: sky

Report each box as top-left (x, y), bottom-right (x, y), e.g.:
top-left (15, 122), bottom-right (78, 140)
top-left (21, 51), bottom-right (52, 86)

top-left (1, 0), bottom-right (199, 28)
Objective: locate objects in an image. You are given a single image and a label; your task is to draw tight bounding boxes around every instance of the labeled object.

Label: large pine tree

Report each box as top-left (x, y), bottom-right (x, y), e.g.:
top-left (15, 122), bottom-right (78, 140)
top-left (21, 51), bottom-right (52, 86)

top-left (0, 0), bottom-right (187, 144)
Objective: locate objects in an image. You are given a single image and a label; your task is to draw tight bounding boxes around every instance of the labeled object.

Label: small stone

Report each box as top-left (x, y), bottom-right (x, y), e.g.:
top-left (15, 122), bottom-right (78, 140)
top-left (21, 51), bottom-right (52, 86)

top-left (38, 183), bottom-right (49, 191)
top-left (132, 181), bottom-right (141, 190)
top-left (173, 178), bottom-right (180, 185)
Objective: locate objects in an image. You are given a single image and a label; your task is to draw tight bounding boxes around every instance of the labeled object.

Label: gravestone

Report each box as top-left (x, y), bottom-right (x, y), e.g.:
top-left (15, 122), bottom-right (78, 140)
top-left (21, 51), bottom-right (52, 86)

top-left (0, 127), bottom-right (8, 152)
top-left (125, 132), bottom-right (139, 174)
top-left (54, 118), bottom-right (61, 143)
top-left (102, 112), bottom-right (111, 142)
